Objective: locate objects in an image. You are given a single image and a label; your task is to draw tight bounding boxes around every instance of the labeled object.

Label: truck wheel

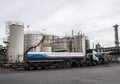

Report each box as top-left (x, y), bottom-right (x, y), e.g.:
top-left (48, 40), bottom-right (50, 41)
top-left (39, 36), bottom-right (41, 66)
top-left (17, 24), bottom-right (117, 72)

top-left (94, 61), bottom-right (97, 66)
top-left (37, 66), bottom-right (42, 70)
top-left (28, 66), bottom-right (34, 70)
top-left (71, 61), bottom-right (78, 67)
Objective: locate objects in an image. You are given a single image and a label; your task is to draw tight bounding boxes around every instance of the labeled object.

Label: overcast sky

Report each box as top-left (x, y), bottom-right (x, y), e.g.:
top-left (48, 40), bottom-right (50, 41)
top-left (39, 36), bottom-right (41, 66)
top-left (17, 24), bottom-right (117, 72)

top-left (0, 0), bottom-right (120, 47)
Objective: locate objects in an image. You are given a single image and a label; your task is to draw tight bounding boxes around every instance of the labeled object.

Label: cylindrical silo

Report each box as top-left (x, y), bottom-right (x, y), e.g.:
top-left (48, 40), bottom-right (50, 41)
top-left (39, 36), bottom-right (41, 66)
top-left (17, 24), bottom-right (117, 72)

top-left (42, 47), bottom-right (52, 52)
top-left (24, 32), bottom-right (43, 52)
top-left (8, 21), bottom-right (24, 63)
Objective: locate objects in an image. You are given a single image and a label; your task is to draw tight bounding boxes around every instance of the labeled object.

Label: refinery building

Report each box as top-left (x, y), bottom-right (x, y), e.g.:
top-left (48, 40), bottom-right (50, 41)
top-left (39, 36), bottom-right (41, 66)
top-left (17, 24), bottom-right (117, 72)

top-left (4, 21), bottom-right (89, 63)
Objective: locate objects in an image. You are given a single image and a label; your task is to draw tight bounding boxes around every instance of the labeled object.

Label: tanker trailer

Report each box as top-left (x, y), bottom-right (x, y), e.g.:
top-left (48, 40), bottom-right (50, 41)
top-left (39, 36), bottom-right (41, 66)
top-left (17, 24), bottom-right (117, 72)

top-left (25, 52), bottom-right (85, 70)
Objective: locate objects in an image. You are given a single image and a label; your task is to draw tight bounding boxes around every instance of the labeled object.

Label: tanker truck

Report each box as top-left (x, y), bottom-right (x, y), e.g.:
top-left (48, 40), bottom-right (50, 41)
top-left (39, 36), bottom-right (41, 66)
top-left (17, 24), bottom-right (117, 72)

top-left (5, 50), bottom-right (104, 70)
top-left (24, 52), bottom-right (85, 70)
top-left (23, 51), bottom-right (100, 70)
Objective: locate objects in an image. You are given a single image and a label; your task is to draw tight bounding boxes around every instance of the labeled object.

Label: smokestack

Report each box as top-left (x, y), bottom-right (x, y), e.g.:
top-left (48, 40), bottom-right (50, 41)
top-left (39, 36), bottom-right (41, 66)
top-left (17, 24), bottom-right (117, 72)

top-left (113, 24), bottom-right (119, 47)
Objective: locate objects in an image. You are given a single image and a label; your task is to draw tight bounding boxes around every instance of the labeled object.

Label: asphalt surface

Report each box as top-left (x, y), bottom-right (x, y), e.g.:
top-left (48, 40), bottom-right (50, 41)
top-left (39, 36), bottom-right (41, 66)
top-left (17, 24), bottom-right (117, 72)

top-left (0, 63), bottom-right (120, 84)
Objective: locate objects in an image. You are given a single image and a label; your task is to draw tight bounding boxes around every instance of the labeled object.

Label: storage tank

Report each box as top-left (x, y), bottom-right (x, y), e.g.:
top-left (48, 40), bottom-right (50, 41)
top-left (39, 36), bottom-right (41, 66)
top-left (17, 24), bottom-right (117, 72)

top-left (8, 21), bottom-right (24, 63)
top-left (74, 35), bottom-right (86, 55)
top-left (24, 32), bottom-right (43, 52)
top-left (42, 47), bottom-right (52, 52)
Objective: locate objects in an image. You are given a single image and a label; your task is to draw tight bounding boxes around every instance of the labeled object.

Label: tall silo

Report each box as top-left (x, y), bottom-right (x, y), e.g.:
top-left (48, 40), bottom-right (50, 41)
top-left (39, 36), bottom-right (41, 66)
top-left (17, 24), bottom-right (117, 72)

top-left (24, 31), bottom-right (43, 52)
top-left (113, 24), bottom-right (119, 47)
top-left (74, 35), bottom-right (86, 55)
top-left (8, 21), bottom-right (24, 63)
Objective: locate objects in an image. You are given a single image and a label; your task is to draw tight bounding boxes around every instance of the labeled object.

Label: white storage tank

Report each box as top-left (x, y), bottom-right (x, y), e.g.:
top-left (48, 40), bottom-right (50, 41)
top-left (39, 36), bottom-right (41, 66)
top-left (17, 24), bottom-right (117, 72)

top-left (8, 21), bottom-right (24, 63)
top-left (42, 47), bottom-right (52, 52)
top-left (74, 35), bottom-right (86, 55)
top-left (24, 32), bottom-right (43, 52)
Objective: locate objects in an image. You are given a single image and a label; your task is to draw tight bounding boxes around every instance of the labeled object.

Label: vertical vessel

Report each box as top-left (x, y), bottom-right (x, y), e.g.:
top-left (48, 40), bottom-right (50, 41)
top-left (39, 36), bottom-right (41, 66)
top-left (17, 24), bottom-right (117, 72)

top-left (8, 21), bottom-right (24, 63)
top-left (113, 24), bottom-right (119, 47)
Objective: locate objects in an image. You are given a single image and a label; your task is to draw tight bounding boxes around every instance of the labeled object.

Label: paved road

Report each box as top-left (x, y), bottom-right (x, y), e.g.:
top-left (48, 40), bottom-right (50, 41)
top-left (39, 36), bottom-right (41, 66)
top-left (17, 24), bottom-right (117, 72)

top-left (0, 63), bottom-right (120, 84)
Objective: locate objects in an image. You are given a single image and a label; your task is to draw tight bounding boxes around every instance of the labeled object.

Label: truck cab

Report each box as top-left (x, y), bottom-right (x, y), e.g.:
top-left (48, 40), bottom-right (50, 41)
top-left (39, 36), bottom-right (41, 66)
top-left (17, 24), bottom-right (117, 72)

top-left (86, 51), bottom-right (99, 66)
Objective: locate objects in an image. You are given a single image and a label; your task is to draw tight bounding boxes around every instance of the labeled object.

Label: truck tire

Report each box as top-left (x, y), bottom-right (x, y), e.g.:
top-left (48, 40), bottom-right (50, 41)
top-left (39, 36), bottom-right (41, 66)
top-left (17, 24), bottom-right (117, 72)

top-left (28, 66), bottom-right (34, 70)
top-left (71, 61), bottom-right (78, 67)
top-left (37, 66), bottom-right (42, 70)
top-left (28, 63), bottom-right (35, 70)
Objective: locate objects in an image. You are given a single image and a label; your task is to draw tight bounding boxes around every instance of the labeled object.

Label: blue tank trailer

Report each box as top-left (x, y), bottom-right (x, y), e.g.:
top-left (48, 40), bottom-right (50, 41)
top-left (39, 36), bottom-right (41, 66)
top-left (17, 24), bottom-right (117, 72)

top-left (21, 51), bottom-right (110, 70)
top-left (24, 52), bottom-right (85, 70)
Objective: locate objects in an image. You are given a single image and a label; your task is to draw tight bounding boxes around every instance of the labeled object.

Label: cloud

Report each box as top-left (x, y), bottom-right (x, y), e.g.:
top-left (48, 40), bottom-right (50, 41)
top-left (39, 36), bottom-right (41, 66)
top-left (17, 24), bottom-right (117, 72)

top-left (0, 0), bottom-right (120, 47)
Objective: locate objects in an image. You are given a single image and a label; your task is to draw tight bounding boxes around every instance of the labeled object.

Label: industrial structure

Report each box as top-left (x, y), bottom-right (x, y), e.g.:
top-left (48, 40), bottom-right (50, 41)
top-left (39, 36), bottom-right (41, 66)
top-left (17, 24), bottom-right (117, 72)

top-left (85, 37), bottom-right (90, 49)
top-left (74, 35), bottom-right (86, 55)
top-left (2, 21), bottom-right (89, 64)
top-left (6, 21), bottom-right (24, 63)
top-left (3, 21), bottom-right (120, 65)
top-left (24, 31), bottom-right (87, 55)
top-left (24, 33), bottom-right (59, 52)
top-left (52, 37), bottom-right (72, 52)
top-left (42, 35), bottom-right (59, 52)
top-left (52, 34), bottom-right (86, 55)
top-left (24, 31), bottom-right (43, 52)
top-left (1, 21), bottom-right (120, 69)
top-left (0, 45), bottom-right (7, 62)
top-left (113, 24), bottom-right (119, 47)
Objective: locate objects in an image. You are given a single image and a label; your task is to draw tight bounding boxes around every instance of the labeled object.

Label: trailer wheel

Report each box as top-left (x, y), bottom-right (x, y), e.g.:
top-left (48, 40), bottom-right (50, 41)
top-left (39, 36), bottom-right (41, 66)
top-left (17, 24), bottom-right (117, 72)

top-left (71, 61), bottom-right (78, 67)
top-left (37, 66), bottom-right (42, 70)
top-left (41, 63), bottom-right (49, 69)
top-left (42, 65), bottom-right (48, 69)
top-left (28, 63), bottom-right (35, 70)
top-left (93, 61), bottom-right (97, 66)
top-left (28, 66), bottom-right (34, 70)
